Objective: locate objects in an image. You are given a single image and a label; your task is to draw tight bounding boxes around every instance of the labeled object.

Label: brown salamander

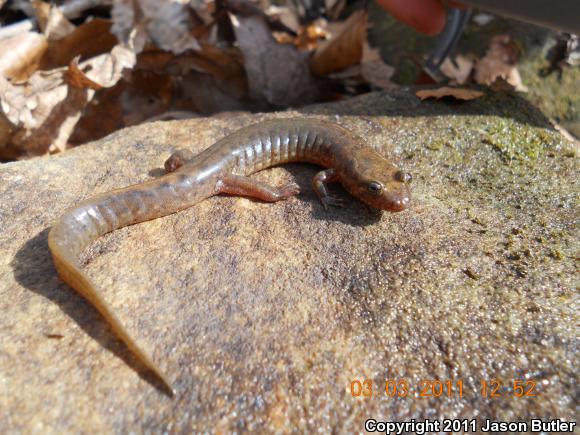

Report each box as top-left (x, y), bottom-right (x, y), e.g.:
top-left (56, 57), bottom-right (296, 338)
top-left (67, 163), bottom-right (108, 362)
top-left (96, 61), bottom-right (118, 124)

top-left (48, 118), bottom-right (411, 395)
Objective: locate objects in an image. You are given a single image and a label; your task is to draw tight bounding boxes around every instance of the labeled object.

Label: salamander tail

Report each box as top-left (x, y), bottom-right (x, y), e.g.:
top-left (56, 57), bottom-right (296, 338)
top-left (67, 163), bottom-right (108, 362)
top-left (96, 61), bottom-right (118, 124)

top-left (48, 221), bottom-right (175, 397)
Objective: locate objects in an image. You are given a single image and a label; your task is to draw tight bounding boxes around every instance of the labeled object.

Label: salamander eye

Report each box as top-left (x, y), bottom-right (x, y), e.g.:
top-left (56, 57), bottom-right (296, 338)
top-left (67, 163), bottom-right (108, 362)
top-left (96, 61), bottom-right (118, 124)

top-left (394, 171), bottom-right (412, 183)
top-left (367, 181), bottom-right (383, 195)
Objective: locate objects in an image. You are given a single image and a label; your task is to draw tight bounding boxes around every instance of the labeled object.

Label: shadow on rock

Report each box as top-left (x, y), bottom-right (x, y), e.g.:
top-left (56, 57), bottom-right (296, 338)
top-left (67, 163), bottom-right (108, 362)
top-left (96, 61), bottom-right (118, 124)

top-left (11, 228), bottom-right (173, 397)
top-left (284, 164), bottom-right (383, 227)
top-left (148, 167), bottom-right (166, 178)
top-left (298, 89), bottom-right (554, 129)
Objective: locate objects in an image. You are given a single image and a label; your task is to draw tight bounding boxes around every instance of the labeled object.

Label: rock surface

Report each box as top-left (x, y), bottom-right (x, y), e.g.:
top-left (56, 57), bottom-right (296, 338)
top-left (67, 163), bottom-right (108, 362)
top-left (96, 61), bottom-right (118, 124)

top-left (0, 90), bottom-right (577, 432)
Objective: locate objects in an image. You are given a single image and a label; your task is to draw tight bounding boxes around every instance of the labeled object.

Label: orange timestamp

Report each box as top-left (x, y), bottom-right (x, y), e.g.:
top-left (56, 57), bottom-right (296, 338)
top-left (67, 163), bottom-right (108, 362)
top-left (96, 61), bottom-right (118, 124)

top-left (350, 379), bottom-right (537, 399)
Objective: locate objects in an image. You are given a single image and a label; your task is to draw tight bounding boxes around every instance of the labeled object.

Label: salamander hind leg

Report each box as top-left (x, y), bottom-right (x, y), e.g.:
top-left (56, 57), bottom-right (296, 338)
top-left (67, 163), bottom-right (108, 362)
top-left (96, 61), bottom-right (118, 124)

top-left (218, 174), bottom-right (300, 202)
top-left (313, 168), bottom-right (344, 209)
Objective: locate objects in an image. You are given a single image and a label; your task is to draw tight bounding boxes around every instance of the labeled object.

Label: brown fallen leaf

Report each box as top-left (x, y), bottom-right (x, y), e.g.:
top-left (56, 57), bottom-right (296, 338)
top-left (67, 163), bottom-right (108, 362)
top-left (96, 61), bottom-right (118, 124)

top-left (31, 0), bottom-right (51, 33)
top-left (310, 10), bottom-right (367, 77)
top-left (488, 76), bottom-right (517, 92)
top-left (177, 70), bottom-right (249, 115)
top-left (360, 43), bottom-right (397, 90)
top-left (165, 44), bottom-right (248, 100)
top-left (325, 0), bottom-right (347, 20)
top-left (416, 87), bottom-right (484, 101)
top-left (66, 57), bottom-right (103, 90)
top-left (227, 0), bottom-right (299, 39)
top-left (3, 64), bottom-right (92, 156)
top-left (121, 69), bottom-right (174, 126)
top-left (541, 33), bottom-right (580, 78)
top-left (552, 121), bottom-right (579, 146)
top-left (230, 12), bottom-right (317, 107)
top-left (474, 34), bottom-right (527, 92)
top-left (111, 0), bottom-right (201, 54)
top-left (71, 41), bottom-right (251, 144)
top-left (0, 110), bottom-right (17, 160)
top-left (294, 39), bottom-right (396, 95)
top-left (265, 5), bottom-right (300, 34)
top-left (39, 19), bottom-right (118, 70)
top-left (68, 81), bottom-right (125, 146)
top-left (0, 27), bottom-right (143, 158)
top-left (273, 18), bottom-right (328, 51)
top-left (440, 55), bottom-right (474, 85)
top-left (33, 0), bottom-right (76, 41)
top-left (0, 31), bottom-right (48, 81)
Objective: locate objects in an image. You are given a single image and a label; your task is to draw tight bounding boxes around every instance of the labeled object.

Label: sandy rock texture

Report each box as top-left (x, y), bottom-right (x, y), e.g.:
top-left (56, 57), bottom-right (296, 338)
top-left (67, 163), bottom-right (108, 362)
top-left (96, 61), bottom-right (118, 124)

top-left (0, 89), bottom-right (577, 432)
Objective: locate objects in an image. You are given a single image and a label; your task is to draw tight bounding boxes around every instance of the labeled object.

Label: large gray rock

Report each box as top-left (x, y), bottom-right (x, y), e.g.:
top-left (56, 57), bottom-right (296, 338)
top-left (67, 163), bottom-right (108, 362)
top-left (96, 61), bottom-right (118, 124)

top-left (1, 90), bottom-right (577, 432)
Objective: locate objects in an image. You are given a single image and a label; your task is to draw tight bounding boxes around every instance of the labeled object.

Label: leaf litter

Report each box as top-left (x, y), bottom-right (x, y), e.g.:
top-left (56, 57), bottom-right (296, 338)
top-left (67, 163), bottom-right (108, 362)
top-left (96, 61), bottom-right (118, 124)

top-left (0, 1), bottom-right (539, 160)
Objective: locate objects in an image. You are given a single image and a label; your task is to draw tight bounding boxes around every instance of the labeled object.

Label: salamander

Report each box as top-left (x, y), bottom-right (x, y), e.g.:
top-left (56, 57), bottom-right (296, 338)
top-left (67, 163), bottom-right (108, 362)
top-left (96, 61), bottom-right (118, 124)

top-left (47, 118), bottom-right (412, 395)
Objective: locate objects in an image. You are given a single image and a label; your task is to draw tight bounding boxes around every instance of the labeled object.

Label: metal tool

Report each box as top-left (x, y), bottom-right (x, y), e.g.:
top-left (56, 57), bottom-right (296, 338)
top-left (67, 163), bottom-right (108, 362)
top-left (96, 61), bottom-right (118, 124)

top-left (424, 0), bottom-right (580, 81)
top-left (423, 8), bottom-right (472, 82)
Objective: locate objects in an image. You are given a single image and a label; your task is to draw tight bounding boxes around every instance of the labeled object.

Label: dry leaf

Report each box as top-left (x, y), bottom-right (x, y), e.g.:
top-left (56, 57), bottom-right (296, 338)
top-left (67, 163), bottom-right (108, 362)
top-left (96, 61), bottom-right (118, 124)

top-left (177, 71), bottom-right (249, 115)
top-left (563, 34), bottom-right (579, 66)
top-left (360, 43), bottom-right (397, 90)
top-left (310, 10), bottom-right (367, 76)
top-left (31, 0), bottom-right (76, 40)
top-left (39, 19), bottom-right (118, 70)
top-left (230, 12), bottom-right (317, 107)
top-left (67, 57), bottom-right (103, 90)
top-left (265, 5), bottom-right (300, 34)
top-left (121, 69), bottom-right (174, 125)
top-left (552, 121), bottom-right (579, 146)
top-left (323, 43), bottom-right (396, 93)
top-left (71, 42), bottom-right (250, 144)
top-left (1, 66), bottom-right (89, 156)
top-left (68, 82), bottom-right (125, 146)
top-left (474, 35), bottom-right (527, 92)
top-left (42, 2), bottom-right (76, 41)
top-left (111, 0), bottom-right (200, 54)
top-left (224, 0), bottom-right (263, 17)
top-left (440, 55), bottom-right (474, 85)
top-left (190, 0), bottom-right (214, 23)
top-left (0, 109), bottom-right (17, 160)
top-left (31, 0), bottom-right (51, 32)
top-left (416, 87), bottom-right (484, 101)
top-left (541, 33), bottom-right (580, 77)
top-left (165, 44), bottom-right (248, 99)
top-left (273, 18), bottom-right (328, 51)
top-left (0, 27), bottom-right (143, 158)
top-left (6, 0), bottom-right (35, 18)
top-left (488, 76), bottom-right (517, 92)
top-left (0, 32), bottom-right (48, 81)
top-left (155, 43), bottom-right (250, 113)
top-left (325, 0), bottom-right (346, 20)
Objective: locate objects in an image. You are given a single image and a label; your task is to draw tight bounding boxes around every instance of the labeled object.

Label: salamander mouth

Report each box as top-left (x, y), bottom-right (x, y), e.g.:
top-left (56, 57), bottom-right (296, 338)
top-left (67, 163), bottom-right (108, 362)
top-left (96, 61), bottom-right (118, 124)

top-left (383, 193), bottom-right (410, 212)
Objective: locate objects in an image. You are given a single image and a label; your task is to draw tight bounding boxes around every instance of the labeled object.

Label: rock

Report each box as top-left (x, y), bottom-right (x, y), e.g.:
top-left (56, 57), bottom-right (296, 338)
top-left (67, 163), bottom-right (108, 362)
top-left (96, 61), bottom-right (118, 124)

top-left (1, 90), bottom-right (577, 431)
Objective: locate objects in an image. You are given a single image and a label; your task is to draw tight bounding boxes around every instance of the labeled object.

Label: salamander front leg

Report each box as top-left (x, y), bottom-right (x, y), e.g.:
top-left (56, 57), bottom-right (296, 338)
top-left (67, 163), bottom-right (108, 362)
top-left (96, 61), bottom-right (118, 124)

top-left (218, 174), bottom-right (300, 202)
top-left (313, 168), bottom-right (344, 209)
top-left (164, 149), bottom-right (195, 173)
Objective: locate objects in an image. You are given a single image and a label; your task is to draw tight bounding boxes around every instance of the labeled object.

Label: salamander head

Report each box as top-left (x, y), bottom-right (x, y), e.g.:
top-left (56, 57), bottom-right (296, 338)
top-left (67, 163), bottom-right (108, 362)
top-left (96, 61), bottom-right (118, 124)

top-left (363, 169), bottom-right (411, 212)
top-left (340, 149), bottom-right (412, 212)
